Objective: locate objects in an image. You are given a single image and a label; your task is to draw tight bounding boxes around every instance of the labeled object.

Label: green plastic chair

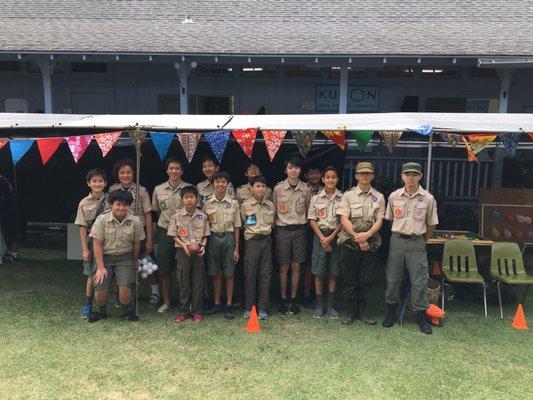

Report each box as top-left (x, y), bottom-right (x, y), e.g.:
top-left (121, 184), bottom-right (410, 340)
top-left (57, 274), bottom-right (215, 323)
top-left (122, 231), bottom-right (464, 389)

top-left (441, 240), bottom-right (487, 317)
top-left (490, 242), bottom-right (533, 320)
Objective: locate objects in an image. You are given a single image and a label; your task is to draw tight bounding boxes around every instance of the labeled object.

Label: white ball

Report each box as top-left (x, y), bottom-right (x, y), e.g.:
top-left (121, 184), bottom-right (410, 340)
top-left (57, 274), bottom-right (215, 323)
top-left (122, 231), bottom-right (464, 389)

top-left (137, 266), bottom-right (142, 272)
top-left (141, 258), bottom-right (148, 265)
top-left (141, 272), bottom-right (148, 279)
top-left (152, 264), bottom-right (158, 271)
top-left (147, 268), bottom-right (153, 275)
top-left (147, 262), bottom-right (153, 268)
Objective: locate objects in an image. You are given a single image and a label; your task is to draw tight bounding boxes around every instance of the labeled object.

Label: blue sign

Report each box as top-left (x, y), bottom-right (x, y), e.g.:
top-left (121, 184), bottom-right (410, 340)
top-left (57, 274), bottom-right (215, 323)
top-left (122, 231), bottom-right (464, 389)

top-left (316, 85), bottom-right (379, 112)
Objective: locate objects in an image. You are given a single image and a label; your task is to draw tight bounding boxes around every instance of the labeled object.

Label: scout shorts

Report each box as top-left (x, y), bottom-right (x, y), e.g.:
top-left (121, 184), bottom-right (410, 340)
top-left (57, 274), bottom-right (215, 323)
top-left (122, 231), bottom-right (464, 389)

top-left (276, 225), bottom-right (307, 265)
top-left (207, 233), bottom-right (235, 277)
top-left (155, 225), bottom-right (176, 274)
top-left (311, 234), bottom-right (341, 277)
top-left (93, 253), bottom-right (135, 291)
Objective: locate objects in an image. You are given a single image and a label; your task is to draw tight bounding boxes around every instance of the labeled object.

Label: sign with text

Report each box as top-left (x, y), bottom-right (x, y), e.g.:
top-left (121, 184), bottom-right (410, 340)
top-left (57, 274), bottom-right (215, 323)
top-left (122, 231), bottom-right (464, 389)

top-left (316, 85), bottom-right (379, 112)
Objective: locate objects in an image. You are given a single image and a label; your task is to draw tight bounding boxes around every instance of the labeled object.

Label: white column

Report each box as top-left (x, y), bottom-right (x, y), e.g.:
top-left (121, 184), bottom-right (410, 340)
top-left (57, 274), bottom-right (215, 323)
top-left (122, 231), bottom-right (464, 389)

top-left (498, 68), bottom-right (512, 113)
top-left (178, 63), bottom-right (189, 115)
top-left (37, 60), bottom-right (53, 113)
top-left (339, 65), bottom-right (348, 114)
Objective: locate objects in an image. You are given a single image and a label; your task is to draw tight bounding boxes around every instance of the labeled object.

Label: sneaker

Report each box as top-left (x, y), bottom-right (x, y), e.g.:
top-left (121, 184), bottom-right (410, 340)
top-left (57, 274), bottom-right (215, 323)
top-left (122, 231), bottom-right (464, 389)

top-left (302, 295), bottom-right (314, 309)
top-left (288, 301), bottom-right (300, 315)
top-left (205, 304), bottom-right (223, 315)
top-left (157, 304), bottom-right (170, 314)
top-left (2, 252), bottom-right (16, 263)
top-left (81, 304), bottom-right (92, 319)
top-left (114, 297), bottom-right (121, 308)
top-left (258, 310), bottom-right (268, 320)
top-left (244, 309), bottom-right (251, 318)
top-left (87, 312), bottom-right (107, 323)
top-left (224, 305), bottom-right (235, 320)
top-left (278, 299), bottom-right (288, 315)
top-left (123, 311), bottom-right (139, 322)
top-left (313, 306), bottom-right (323, 319)
top-left (327, 308), bottom-right (340, 319)
top-left (193, 313), bottom-right (204, 322)
top-left (149, 293), bottom-right (161, 308)
top-left (175, 313), bottom-right (188, 323)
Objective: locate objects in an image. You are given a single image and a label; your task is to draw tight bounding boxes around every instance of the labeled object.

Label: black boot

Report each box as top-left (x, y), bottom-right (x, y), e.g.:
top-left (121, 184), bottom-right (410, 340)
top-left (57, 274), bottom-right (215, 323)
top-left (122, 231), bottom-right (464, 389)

top-left (356, 299), bottom-right (377, 325)
top-left (382, 303), bottom-right (397, 328)
top-left (341, 300), bottom-right (357, 325)
top-left (415, 310), bottom-right (433, 335)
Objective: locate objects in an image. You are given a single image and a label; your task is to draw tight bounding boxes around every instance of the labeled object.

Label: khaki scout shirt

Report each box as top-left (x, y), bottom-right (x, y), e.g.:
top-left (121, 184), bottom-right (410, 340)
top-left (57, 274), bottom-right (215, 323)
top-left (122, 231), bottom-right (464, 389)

top-left (307, 188), bottom-right (343, 231)
top-left (107, 183), bottom-right (152, 226)
top-left (167, 208), bottom-right (211, 246)
top-left (152, 180), bottom-right (192, 229)
top-left (272, 179), bottom-right (311, 226)
top-left (196, 179), bottom-right (235, 207)
top-left (202, 194), bottom-right (242, 233)
top-left (307, 183), bottom-right (324, 197)
top-left (240, 197), bottom-right (275, 240)
top-left (385, 186), bottom-right (439, 236)
top-left (90, 210), bottom-right (145, 255)
top-left (235, 183), bottom-right (272, 204)
top-left (74, 193), bottom-right (106, 228)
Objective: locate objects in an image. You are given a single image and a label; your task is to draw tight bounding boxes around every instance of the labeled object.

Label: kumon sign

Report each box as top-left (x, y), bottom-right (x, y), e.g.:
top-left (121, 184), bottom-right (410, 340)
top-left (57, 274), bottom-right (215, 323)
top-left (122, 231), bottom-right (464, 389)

top-left (316, 85), bottom-right (379, 112)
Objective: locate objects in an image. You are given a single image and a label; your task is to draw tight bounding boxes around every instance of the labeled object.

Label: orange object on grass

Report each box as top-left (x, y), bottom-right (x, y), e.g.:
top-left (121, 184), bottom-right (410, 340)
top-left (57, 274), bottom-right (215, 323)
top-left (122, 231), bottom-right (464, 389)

top-left (246, 306), bottom-right (261, 333)
top-left (512, 304), bottom-right (528, 330)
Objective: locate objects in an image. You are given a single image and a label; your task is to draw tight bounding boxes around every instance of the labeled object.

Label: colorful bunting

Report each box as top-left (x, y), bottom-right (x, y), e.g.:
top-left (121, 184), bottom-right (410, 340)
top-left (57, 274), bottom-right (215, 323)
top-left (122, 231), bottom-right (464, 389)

top-left (67, 135), bottom-right (92, 163)
top-left (347, 131), bottom-right (373, 152)
top-left (500, 132), bottom-right (520, 158)
top-left (128, 129), bottom-right (146, 150)
top-left (322, 130), bottom-right (346, 150)
top-left (150, 132), bottom-right (174, 161)
top-left (292, 130), bottom-right (317, 158)
top-left (232, 128), bottom-right (258, 158)
top-left (9, 139), bottom-right (34, 165)
top-left (204, 130), bottom-right (230, 163)
top-left (178, 132), bottom-right (202, 163)
top-left (461, 136), bottom-right (479, 163)
top-left (262, 130), bottom-right (286, 161)
top-left (94, 131), bottom-right (122, 157)
top-left (0, 138), bottom-right (8, 150)
top-left (466, 134), bottom-right (497, 155)
top-left (379, 131), bottom-right (402, 153)
top-left (37, 137), bottom-right (63, 165)
top-left (412, 124), bottom-right (434, 136)
top-left (528, 133), bottom-right (533, 140)
top-left (440, 133), bottom-right (462, 146)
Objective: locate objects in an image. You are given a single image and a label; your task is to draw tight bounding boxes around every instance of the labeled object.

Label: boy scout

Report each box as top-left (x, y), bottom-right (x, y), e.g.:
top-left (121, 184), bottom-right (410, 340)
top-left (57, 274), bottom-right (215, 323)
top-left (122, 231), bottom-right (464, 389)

top-left (382, 162), bottom-right (439, 334)
top-left (88, 190), bottom-right (145, 323)
top-left (272, 156), bottom-right (311, 315)
top-left (167, 186), bottom-right (210, 322)
top-left (307, 166), bottom-right (343, 319)
top-left (336, 162), bottom-right (385, 326)
top-left (240, 176), bottom-right (275, 320)
top-left (235, 161), bottom-right (272, 204)
top-left (74, 168), bottom-right (108, 318)
top-left (152, 157), bottom-right (192, 314)
top-left (203, 171), bottom-right (241, 319)
top-left (197, 156), bottom-right (235, 207)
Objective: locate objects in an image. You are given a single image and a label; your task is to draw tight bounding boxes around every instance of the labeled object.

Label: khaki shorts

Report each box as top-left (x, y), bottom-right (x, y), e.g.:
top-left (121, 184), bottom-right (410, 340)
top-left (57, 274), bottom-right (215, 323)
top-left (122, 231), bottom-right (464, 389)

top-left (93, 253), bottom-right (134, 291)
top-left (311, 234), bottom-right (341, 277)
top-left (276, 225), bottom-right (307, 265)
top-left (207, 233), bottom-right (235, 277)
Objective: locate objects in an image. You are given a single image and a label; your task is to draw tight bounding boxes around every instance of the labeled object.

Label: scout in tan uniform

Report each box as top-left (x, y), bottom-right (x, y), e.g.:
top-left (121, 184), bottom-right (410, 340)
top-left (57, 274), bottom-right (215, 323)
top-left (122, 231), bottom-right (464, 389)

top-left (336, 162), bottom-right (385, 326)
top-left (74, 168), bottom-right (108, 319)
top-left (272, 156), bottom-right (311, 315)
top-left (88, 190), bottom-right (145, 323)
top-left (203, 171), bottom-right (241, 319)
top-left (308, 166), bottom-right (343, 319)
top-left (167, 186), bottom-right (210, 322)
top-left (108, 159), bottom-right (160, 307)
top-left (152, 157), bottom-right (192, 314)
top-left (382, 162), bottom-right (439, 334)
top-left (240, 176), bottom-right (275, 320)
top-left (235, 161), bottom-right (272, 204)
top-left (197, 156), bottom-right (235, 208)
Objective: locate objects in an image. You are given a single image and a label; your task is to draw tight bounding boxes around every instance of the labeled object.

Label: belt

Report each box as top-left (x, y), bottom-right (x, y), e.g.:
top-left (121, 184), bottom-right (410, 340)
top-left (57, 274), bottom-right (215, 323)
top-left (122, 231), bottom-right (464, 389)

top-left (279, 224), bottom-right (306, 231)
top-left (396, 233), bottom-right (422, 240)
top-left (211, 232), bottom-right (232, 237)
top-left (249, 235), bottom-right (271, 241)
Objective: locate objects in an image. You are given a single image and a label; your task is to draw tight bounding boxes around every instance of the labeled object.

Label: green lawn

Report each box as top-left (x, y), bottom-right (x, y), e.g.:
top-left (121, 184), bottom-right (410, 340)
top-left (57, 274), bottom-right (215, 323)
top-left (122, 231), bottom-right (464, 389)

top-left (0, 242), bottom-right (531, 400)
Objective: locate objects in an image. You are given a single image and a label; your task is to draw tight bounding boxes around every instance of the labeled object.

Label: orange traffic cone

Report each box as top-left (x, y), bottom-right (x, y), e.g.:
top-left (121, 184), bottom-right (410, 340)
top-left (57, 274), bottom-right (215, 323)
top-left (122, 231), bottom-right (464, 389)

top-left (432, 261), bottom-right (442, 277)
top-left (512, 304), bottom-right (528, 330)
top-left (246, 306), bottom-right (261, 333)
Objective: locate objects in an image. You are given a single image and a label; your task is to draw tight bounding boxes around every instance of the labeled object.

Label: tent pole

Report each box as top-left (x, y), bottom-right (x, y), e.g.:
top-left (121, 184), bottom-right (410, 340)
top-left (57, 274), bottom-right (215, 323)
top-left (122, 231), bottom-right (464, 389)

top-left (135, 134), bottom-right (141, 316)
top-left (426, 133), bottom-right (433, 189)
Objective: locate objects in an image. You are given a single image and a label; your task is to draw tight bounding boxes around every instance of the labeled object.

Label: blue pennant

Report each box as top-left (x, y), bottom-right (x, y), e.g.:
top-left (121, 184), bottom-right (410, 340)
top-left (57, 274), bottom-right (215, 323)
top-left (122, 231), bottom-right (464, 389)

top-left (150, 132), bottom-right (174, 161)
top-left (9, 139), bottom-right (34, 165)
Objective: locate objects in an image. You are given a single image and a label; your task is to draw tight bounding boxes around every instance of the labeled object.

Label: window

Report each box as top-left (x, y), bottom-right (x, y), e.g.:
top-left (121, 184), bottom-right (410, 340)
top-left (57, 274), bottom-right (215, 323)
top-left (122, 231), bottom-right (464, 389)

top-left (470, 67), bottom-right (498, 78)
top-left (71, 62), bottom-right (107, 73)
top-left (240, 66), bottom-right (278, 77)
top-left (27, 61), bottom-right (66, 73)
top-left (375, 66), bottom-right (413, 78)
top-left (285, 65), bottom-right (322, 77)
top-left (0, 61), bottom-right (20, 71)
top-left (421, 67), bottom-right (459, 78)
top-left (329, 67), bottom-right (368, 79)
top-left (196, 64), bottom-right (234, 77)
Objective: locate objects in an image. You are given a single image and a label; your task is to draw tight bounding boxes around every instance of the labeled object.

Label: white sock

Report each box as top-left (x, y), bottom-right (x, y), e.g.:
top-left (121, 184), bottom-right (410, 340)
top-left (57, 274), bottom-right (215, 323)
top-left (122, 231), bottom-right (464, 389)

top-left (10, 252), bottom-right (18, 259)
top-left (150, 284), bottom-right (160, 296)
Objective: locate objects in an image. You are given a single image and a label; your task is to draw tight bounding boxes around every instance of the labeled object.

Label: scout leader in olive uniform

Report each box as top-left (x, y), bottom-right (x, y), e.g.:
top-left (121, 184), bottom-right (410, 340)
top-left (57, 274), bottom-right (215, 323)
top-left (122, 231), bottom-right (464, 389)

top-left (240, 176), bottom-right (275, 320)
top-left (272, 156), bottom-right (311, 315)
top-left (197, 156), bottom-right (235, 208)
top-left (152, 157), bottom-right (192, 314)
top-left (108, 159), bottom-right (161, 307)
top-left (167, 185), bottom-right (210, 323)
top-left (307, 166), bottom-right (343, 319)
top-left (75, 168), bottom-right (108, 319)
top-left (88, 190), bottom-right (146, 323)
top-left (382, 162), bottom-right (439, 335)
top-left (235, 161), bottom-right (272, 205)
top-left (336, 162), bottom-right (385, 326)
top-left (203, 171), bottom-right (242, 320)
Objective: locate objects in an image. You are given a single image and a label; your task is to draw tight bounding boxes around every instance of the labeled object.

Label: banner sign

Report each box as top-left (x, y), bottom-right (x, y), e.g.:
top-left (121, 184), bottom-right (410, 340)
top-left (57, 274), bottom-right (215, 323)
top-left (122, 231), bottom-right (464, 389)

top-left (316, 85), bottom-right (379, 112)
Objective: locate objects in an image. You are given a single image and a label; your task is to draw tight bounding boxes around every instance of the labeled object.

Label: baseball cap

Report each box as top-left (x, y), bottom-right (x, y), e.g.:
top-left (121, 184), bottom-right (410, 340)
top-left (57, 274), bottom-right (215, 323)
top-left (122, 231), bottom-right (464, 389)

top-left (402, 162), bottom-right (422, 174)
top-left (355, 162), bottom-right (374, 174)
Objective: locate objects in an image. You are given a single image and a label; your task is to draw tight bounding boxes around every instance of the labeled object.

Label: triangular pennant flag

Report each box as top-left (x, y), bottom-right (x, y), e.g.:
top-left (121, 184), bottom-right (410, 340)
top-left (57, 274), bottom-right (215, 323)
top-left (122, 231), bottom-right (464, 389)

top-left (262, 130), bottom-right (286, 161)
top-left (94, 131), bottom-right (122, 157)
top-left (292, 130), bottom-right (317, 158)
top-left (0, 138), bottom-right (8, 150)
top-left (204, 130), bottom-right (230, 163)
top-left (347, 131), bottom-right (373, 152)
top-left (500, 132), bottom-right (520, 158)
top-left (528, 133), bottom-right (533, 140)
top-left (178, 132), bottom-right (202, 163)
top-left (37, 137), bottom-right (63, 165)
top-left (412, 124), bottom-right (434, 136)
top-left (322, 130), bottom-right (346, 150)
top-left (232, 128), bottom-right (258, 158)
top-left (461, 136), bottom-right (479, 163)
top-left (466, 134), bottom-right (497, 155)
top-left (128, 129), bottom-right (147, 150)
top-left (66, 135), bottom-right (92, 163)
top-left (440, 132), bottom-right (462, 146)
top-left (150, 132), bottom-right (174, 161)
top-left (379, 131), bottom-right (402, 153)
top-left (9, 139), bottom-right (34, 165)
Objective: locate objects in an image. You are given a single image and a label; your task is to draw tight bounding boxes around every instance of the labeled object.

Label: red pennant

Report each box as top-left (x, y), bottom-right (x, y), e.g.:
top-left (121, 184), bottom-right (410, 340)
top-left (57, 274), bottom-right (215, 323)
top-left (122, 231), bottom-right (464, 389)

top-left (262, 130), bottom-right (286, 161)
top-left (232, 128), bottom-right (257, 158)
top-left (528, 133), bottom-right (533, 140)
top-left (67, 135), bottom-right (93, 163)
top-left (0, 138), bottom-right (8, 150)
top-left (94, 131), bottom-right (122, 157)
top-left (322, 130), bottom-right (346, 150)
top-left (37, 137), bottom-right (63, 165)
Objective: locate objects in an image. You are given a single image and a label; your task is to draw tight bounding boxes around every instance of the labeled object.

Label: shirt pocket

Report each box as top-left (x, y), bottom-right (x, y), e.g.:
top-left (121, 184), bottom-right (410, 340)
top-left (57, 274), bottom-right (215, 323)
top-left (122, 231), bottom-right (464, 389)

top-left (122, 226), bottom-right (135, 242)
top-left (414, 205), bottom-right (427, 221)
top-left (264, 209), bottom-right (275, 225)
top-left (350, 204), bottom-right (364, 219)
top-left (296, 200), bottom-right (306, 215)
top-left (277, 196), bottom-right (289, 214)
top-left (315, 203), bottom-right (328, 220)
top-left (157, 194), bottom-right (171, 211)
top-left (223, 208), bottom-right (234, 223)
top-left (192, 220), bottom-right (206, 239)
top-left (392, 200), bottom-right (406, 219)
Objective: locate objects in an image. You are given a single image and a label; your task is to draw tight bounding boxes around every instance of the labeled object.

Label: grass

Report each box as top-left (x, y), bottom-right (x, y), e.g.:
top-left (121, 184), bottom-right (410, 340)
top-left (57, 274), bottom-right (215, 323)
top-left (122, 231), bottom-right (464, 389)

top-left (0, 241), bottom-right (532, 400)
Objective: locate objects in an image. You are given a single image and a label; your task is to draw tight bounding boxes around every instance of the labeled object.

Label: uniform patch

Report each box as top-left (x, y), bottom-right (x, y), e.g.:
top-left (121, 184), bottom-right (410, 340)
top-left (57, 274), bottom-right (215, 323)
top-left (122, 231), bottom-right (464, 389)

top-left (416, 208), bottom-right (424, 216)
top-left (418, 197), bottom-right (424, 202)
top-left (335, 196), bottom-right (342, 202)
top-left (126, 220), bottom-right (132, 227)
top-left (197, 215), bottom-right (203, 220)
top-left (371, 196), bottom-right (377, 202)
top-left (208, 213), bottom-right (217, 223)
top-left (266, 205), bottom-right (271, 211)
top-left (278, 202), bottom-right (288, 214)
top-left (225, 203), bottom-right (231, 209)
top-left (317, 208), bottom-right (327, 219)
top-left (178, 227), bottom-right (188, 237)
top-left (246, 214), bottom-right (257, 226)
top-left (301, 193), bottom-right (305, 198)
top-left (160, 201), bottom-right (167, 210)
top-left (394, 208), bottom-right (405, 218)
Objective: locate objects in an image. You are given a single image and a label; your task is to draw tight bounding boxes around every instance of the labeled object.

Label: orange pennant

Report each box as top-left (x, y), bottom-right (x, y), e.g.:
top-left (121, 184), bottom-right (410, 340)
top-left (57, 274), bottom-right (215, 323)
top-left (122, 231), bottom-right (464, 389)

top-left (322, 130), bottom-right (346, 150)
top-left (461, 136), bottom-right (479, 163)
top-left (262, 130), bottom-right (286, 161)
top-left (94, 131), bottom-right (122, 157)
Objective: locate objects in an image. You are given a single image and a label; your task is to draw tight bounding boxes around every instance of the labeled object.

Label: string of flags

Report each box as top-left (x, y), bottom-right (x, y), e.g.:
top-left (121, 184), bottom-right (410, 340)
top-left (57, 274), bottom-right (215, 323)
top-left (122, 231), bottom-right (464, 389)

top-left (0, 128), bottom-right (531, 166)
